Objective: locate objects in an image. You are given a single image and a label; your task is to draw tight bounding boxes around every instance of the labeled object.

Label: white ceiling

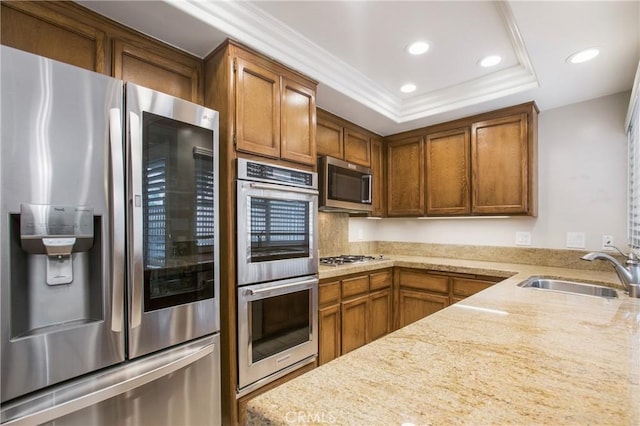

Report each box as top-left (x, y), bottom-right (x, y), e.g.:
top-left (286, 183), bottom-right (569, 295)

top-left (78, 0), bottom-right (639, 136)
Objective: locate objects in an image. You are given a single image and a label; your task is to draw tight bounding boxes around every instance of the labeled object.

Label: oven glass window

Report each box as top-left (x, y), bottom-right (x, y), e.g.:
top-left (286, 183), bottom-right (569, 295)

top-left (328, 164), bottom-right (367, 203)
top-left (142, 111), bottom-right (215, 311)
top-left (250, 289), bottom-right (310, 363)
top-left (249, 197), bottom-right (310, 262)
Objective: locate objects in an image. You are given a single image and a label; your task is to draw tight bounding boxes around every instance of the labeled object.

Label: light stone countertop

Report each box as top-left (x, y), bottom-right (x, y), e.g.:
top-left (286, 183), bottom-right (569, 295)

top-left (247, 255), bottom-right (640, 425)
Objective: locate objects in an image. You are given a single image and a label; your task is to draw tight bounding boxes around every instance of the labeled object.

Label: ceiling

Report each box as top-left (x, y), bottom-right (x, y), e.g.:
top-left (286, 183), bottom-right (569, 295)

top-left (78, 0), bottom-right (639, 136)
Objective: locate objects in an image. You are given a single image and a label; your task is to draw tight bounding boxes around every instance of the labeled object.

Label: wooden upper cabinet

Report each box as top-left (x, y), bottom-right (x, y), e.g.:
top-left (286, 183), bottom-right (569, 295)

top-left (384, 101), bottom-right (538, 217)
top-left (317, 112), bottom-right (345, 159)
top-left (1, 2), bottom-right (106, 73)
top-left (112, 39), bottom-right (201, 103)
top-left (225, 44), bottom-right (317, 166)
top-left (345, 129), bottom-right (371, 167)
top-left (1, 2), bottom-right (204, 104)
top-left (316, 109), bottom-right (373, 167)
top-left (471, 113), bottom-right (531, 214)
top-left (281, 78), bottom-right (316, 165)
top-left (370, 137), bottom-right (385, 217)
top-left (386, 135), bottom-right (425, 216)
top-left (235, 56), bottom-right (281, 159)
top-left (425, 128), bottom-right (471, 215)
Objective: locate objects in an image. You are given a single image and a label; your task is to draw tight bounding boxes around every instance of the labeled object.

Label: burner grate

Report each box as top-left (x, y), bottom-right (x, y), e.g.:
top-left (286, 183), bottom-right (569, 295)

top-left (319, 254), bottom-right (383, 267)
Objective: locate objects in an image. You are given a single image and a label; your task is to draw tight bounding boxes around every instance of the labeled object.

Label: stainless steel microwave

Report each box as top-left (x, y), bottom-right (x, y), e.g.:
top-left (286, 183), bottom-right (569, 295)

top-left (318, 156), bottom-right (373, 212)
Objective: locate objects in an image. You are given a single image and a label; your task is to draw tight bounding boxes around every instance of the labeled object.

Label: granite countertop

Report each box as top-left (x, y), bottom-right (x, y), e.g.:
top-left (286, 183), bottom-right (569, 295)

top-left (247, 256), bottom-right (640, 425)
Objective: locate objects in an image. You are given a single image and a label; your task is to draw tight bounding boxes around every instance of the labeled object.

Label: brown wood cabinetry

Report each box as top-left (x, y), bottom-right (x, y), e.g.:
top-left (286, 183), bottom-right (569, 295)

top-left (318, 269), bottom-right (392, 365)
top-left (207, 40), bottom-right (317, 166)
top-left (386, 135), bottom-right (425, 216)
top-left (370, 137), bottom-right (386, 217)
top-left (471, 112), bottom-right (534, 214)
top-left (317, 109), bottom-right (375, 167)
top-left (425, 128), bottom-right (471, 215)
top-left (395, 268), bottom-right (501, 328)
top-left (1, 1), bottom-right (203, 103)
top-left (385, 102), bottom-right (538, 217)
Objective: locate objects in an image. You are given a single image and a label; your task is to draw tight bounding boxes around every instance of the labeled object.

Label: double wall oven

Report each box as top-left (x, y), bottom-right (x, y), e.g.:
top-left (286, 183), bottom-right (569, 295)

top-left (236, 159), bottom-right (318, 396)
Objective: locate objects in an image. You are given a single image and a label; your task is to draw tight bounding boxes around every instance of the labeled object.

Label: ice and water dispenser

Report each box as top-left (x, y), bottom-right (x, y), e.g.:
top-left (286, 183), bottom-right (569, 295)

top-left (10, 204), bottom-right (103, 337)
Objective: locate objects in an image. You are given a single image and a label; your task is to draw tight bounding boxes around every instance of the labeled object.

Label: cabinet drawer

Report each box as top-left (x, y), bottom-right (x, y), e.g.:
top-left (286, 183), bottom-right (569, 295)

top-left (319, 281), bottom-right (340, 306)
top-left (451, 277), bottom-right (494, 298)
top-left (341, 276), bottom-right (369, 299)
top-left (369, 270), bottom-right (392, 291)
top-left (397, 269), bottom-right (449, 294)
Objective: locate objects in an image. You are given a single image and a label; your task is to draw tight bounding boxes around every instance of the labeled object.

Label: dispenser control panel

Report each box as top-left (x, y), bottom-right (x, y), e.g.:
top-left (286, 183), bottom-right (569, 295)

top-left (20, 204), bottom-right (94, 254)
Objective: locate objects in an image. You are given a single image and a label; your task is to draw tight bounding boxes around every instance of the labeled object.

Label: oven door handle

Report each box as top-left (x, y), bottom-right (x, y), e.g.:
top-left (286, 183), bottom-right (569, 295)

top-left (249, 182), bottom-right (319, 196)
top-left (245, 278), bottom-right (318, 296)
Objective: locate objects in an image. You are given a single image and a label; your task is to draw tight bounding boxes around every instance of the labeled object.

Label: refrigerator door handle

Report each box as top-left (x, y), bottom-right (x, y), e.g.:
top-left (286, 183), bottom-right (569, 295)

top-left (0, 340), bottom-right (216, 426)
top-left (109, 108), bottom-right (124, 333)
top-left (129, 111), bottom-right (143, 329)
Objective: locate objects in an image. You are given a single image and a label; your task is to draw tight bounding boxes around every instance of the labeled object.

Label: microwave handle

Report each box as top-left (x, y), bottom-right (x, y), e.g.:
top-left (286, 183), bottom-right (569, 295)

top-left (362, 174), bottom-right (373, 204)
top-left (249, 182), bottom-right (319, 196)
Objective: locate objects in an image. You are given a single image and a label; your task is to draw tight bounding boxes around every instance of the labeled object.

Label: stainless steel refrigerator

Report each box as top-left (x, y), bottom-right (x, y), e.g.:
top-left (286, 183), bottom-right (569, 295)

top-left (0, 46), bottom-right (221, 425)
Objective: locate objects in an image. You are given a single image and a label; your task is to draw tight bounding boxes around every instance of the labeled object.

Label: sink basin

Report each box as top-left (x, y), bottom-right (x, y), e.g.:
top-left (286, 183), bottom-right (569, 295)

top-left (518, 277), bottom-right (618, 299)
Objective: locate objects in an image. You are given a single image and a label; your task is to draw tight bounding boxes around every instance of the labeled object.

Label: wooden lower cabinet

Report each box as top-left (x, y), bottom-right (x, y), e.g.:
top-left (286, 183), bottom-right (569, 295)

top-left (341, 294), bottom-right (369, 354)
top-left (318, 269), bottom-right (392, 365)
top-left (395, 267), bottom-right (501, 328)
top-left (369, 289), bottom-right (393, 341)
top-left (318, 304), bottom-right (341, 365)
top-left (398, 289), bottom-right (449, 328)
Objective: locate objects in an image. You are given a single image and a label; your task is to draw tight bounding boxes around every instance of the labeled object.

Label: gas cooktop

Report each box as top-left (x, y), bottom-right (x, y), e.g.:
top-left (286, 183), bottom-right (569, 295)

top-left (319, 254), bottom-right (384, 267)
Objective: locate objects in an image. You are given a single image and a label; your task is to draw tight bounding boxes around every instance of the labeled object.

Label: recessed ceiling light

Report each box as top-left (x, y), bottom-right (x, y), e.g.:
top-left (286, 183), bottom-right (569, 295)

top-left (479, 55), bottom-right (502, 67)
top-left (400, 83), bottom-right (416, 93)
top-left (567, 48), bottom-right (599, 64)
top-left (407, 41), bottom-right (430, 56)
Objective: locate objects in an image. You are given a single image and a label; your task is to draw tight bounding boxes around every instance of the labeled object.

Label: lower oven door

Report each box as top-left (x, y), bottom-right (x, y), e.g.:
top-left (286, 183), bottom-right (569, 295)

top-left (237, 275), bottom-right (318, 394)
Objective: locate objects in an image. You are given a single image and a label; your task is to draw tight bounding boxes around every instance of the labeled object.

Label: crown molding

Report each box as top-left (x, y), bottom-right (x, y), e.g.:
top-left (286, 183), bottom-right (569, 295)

top-left (169, 0), bottom-right (538, 123)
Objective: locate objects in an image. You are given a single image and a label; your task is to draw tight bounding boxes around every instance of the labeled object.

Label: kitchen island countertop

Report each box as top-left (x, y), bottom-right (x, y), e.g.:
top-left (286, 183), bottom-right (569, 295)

top-left (247, 255), bottom-right (640, 425)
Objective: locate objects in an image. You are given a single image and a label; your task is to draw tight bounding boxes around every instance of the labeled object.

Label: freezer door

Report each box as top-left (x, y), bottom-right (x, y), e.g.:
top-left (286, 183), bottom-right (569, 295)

top-left (126, 83), bottom-right (220, 359)
top-left (0, 335), bottom-right (221, 426)
top-left (0, 46), bottom-right (125, 402)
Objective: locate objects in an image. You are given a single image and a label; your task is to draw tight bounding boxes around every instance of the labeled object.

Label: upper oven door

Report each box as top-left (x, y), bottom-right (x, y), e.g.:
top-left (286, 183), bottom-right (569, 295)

top-left (237, 180), bottom-right (318, 285)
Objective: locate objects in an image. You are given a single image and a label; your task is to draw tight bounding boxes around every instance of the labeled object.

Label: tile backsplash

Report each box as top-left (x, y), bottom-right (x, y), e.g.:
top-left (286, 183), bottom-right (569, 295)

top-left (318, 212), bottom-right (349, 257)
top-left (317, 213), bottom-right (618, 272)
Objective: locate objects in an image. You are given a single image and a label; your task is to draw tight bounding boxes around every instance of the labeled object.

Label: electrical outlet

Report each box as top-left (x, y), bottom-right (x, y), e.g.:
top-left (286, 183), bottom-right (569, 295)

top-left (566, 232), bottom-right (586, 249)
top-left (602, 235), bottom-right (614, 250)
top-left (515, 232), bottom-right (531, 246)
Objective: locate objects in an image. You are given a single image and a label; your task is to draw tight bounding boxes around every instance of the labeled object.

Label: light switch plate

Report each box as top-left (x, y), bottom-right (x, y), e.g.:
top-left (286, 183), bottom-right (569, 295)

top-left (515, 232), bottom-right (532, 246)
top-left (566, 232), bottom-right (586, 249)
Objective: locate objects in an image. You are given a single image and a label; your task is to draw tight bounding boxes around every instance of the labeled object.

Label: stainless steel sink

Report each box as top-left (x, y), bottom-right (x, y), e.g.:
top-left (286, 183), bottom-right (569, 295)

top-left (518, 277), bottom-right (618, 298)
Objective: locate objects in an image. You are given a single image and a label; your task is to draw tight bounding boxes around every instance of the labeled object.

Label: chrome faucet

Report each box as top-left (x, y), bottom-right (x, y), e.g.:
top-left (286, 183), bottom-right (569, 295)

top-left (581, 247), bottom-right (640, 298)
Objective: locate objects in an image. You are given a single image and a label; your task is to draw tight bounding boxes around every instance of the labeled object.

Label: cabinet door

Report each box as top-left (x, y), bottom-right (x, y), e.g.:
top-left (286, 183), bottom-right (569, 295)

top-left (319, 304), bottom-right (341, 365)
top-left (471, 113), bottom-right (529, 214)
top-left (234, 57), bottom-right (281, 159)
top-left (341, 295), bottom-right (368, 354)
top-left (369, 289), bottom-right (392, 342)
top-left (113, 40), bottom-right (200, 103)
top-left (387, 136), bottom-right (425, 216)
top-left (451, 276), bottom-right (496, 298)
top-left (426, 128), bottom-right (470, 215)
top-left (398, 289), bottom-right (448, 328)
top-left (344, 129), bottom-right (371, 167)
top-left (316, 112), bottom-right (344, 159)
top-left (1, 2), bottom-right (106, 73)
top-left (281, 77), bottom-right (316, 165)
top-left (370, 137), bottom-right (385, 217)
